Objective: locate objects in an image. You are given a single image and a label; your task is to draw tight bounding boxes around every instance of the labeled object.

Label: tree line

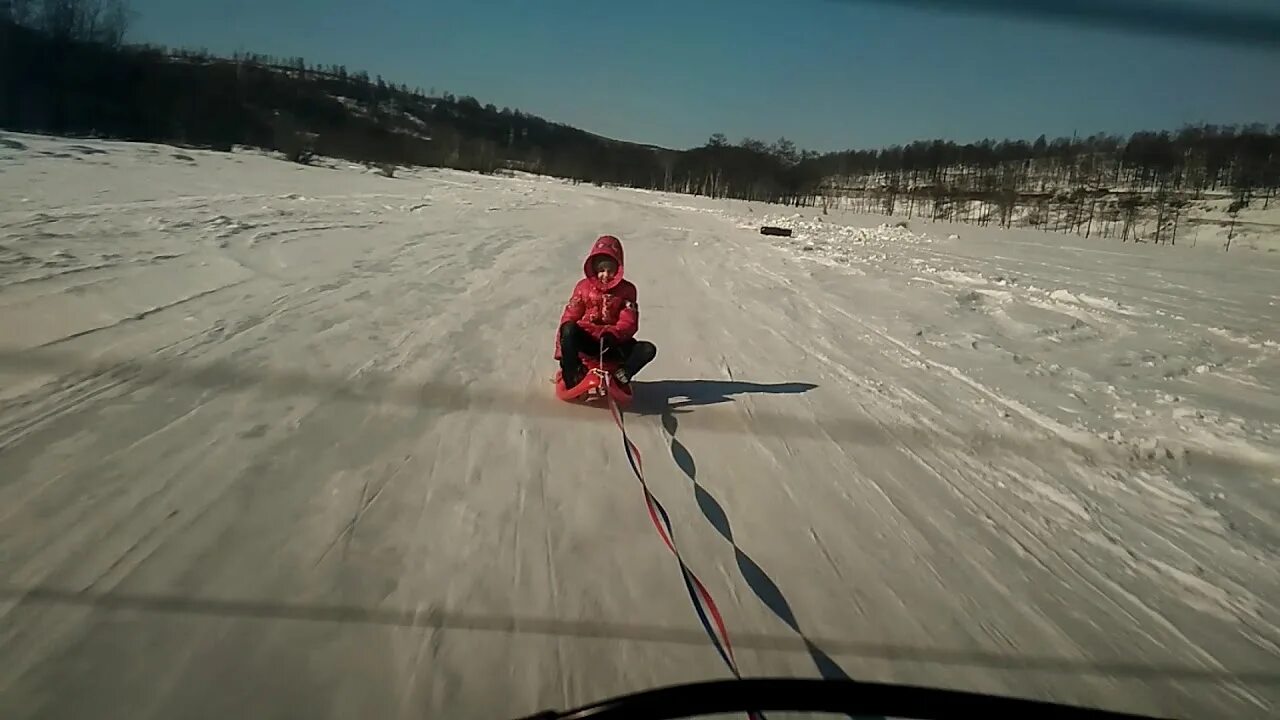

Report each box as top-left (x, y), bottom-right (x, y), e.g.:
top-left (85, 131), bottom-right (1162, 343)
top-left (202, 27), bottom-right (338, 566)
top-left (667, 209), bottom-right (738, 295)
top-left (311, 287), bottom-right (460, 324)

top-left (807, 126), bottom-right (1279, 246)
top-left (4, 0), bottom-right (1278, 233)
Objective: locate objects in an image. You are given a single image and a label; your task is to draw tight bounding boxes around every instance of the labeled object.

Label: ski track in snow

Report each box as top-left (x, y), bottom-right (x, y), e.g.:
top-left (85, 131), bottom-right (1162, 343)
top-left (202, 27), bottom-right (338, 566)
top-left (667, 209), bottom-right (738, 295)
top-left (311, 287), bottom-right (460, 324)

top-left (1, 132), bottom-right (1278, 719)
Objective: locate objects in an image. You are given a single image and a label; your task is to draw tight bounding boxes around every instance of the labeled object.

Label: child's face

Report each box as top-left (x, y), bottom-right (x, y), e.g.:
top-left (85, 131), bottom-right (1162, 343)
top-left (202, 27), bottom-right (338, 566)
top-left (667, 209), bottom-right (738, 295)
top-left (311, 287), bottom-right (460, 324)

top-left (593, 257), bottom-right (618, 283)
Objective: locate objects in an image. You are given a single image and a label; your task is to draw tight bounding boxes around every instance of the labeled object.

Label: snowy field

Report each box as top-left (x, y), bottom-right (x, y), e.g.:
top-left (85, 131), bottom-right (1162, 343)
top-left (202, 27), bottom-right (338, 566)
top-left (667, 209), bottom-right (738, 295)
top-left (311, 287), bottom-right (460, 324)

top-left (1, 131), bottom-right (1278, 719)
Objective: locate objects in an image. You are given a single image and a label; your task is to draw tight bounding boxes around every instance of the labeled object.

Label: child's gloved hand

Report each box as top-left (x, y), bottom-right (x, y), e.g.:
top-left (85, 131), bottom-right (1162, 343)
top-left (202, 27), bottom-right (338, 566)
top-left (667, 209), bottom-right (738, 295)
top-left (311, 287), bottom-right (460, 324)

top-left (599, 331), bottom-right (619, 349)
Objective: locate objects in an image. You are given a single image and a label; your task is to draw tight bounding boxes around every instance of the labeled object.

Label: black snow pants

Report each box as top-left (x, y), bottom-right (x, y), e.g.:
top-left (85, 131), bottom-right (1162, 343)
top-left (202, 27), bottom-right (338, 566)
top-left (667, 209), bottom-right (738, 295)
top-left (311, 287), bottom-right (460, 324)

top-left (559, 321), bottom-right (657, 381)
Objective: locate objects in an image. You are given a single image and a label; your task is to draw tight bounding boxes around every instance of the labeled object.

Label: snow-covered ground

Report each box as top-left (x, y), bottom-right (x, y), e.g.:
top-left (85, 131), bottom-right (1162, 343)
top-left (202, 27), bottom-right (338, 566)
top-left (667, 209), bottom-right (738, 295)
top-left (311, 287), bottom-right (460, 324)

top-left (1, 132), bottom-right (1278, 719)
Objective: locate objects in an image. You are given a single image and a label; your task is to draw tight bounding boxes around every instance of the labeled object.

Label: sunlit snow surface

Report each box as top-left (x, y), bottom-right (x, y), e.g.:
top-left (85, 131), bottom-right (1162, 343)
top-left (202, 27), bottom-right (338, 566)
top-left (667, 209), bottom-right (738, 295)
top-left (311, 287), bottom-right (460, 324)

top-left (1, 132), bottom-right (1277, 720)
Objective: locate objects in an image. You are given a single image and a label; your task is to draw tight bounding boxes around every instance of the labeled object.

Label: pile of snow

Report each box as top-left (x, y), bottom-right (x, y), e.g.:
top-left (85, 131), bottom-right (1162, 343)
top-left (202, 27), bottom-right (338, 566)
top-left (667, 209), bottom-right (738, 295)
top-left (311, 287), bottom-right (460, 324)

top-left (739, 212), bottom-right (934, 267)
top-left (652, 199), bottom-right (731, 216)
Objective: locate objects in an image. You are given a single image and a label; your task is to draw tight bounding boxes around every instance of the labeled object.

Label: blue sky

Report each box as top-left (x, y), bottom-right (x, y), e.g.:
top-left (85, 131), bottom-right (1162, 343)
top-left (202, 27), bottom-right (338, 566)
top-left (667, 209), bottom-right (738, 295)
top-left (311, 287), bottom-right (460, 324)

top-left (127, 0), bottom-right (1280, 152)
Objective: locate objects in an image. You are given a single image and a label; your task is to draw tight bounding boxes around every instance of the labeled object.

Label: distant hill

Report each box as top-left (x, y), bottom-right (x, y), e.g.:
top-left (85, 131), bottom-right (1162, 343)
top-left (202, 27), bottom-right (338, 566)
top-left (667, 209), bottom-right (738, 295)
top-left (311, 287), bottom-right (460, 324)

top-left (1, 18), bottom-right (657, 174)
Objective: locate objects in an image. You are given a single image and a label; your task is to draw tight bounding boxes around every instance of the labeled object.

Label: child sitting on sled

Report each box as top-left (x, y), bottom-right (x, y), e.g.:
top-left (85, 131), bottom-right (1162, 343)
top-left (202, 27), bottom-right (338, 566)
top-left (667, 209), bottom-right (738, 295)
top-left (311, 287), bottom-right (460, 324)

top-left (556, 234), bottom-right (657, 389)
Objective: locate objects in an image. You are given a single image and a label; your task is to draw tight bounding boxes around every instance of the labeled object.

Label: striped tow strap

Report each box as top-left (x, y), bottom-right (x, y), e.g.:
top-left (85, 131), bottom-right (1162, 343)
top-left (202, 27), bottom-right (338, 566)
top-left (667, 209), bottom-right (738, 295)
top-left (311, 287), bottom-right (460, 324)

top-left (603, 380), bottom-right (760, 720)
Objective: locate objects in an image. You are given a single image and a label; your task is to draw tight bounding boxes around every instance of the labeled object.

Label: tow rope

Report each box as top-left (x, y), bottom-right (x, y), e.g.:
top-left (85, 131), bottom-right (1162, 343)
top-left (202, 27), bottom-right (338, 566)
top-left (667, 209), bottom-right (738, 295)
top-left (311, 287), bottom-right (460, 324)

top-left (602, 375), bottom-right (747, 684)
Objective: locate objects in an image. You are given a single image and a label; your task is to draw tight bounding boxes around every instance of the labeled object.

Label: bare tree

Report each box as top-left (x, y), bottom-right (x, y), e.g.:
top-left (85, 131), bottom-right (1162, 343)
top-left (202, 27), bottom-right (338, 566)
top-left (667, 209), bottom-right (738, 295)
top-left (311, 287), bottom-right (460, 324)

top-left (658, 150), bottom-right (676, 191)
top-left (1083, 197), bottom-right (1097, 238)
top-left (1119, 197), bottom-right (1141, 242)
top-left (95, 0), bottom-right (128, 47)
top-left (1225, 197), bottom-right (1246, 252)
top-left (27, 0), bottom-right (127, 44)
top-left (3, 0), bottom-right (36, 25)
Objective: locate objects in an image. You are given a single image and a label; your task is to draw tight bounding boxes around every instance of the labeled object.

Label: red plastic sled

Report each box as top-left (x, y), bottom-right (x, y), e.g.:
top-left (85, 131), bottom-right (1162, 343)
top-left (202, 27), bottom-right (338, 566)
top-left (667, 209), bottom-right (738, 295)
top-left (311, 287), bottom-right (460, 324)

top-left (555, 358), bottom-right (634, 406)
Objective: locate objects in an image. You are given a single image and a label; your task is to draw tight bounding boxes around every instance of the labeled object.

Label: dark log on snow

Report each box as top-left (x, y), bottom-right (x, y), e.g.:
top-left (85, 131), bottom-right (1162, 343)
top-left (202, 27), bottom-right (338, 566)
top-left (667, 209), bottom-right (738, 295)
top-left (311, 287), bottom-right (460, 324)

top-left (760, 226), bottom-right (793, 237)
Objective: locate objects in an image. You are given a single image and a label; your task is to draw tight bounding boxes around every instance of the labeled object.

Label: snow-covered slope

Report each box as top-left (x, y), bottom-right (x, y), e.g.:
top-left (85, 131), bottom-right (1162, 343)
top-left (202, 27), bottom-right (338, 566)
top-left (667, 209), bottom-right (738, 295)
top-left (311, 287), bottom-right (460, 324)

top-left (1, 132), bottom-right (1277, 719)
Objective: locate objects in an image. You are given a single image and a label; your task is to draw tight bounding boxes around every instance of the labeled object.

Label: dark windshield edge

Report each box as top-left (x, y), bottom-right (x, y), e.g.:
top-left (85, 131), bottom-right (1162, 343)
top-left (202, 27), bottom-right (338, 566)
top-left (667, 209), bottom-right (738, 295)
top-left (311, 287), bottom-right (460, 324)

top-left (514, 677), bottom-right (1169, 720)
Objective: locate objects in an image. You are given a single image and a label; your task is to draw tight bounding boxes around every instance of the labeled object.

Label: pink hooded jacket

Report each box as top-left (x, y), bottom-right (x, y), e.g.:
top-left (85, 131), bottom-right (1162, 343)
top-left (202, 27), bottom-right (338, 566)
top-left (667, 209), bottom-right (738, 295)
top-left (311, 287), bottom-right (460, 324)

top-left (554, 235), bottom-right (639, 360)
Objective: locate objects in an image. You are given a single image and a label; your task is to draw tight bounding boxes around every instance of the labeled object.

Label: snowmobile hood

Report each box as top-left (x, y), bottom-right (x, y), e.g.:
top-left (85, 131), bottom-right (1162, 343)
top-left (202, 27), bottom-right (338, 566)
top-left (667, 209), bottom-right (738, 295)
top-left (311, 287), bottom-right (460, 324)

top-left (583, 234), bottom-right (625, 291)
